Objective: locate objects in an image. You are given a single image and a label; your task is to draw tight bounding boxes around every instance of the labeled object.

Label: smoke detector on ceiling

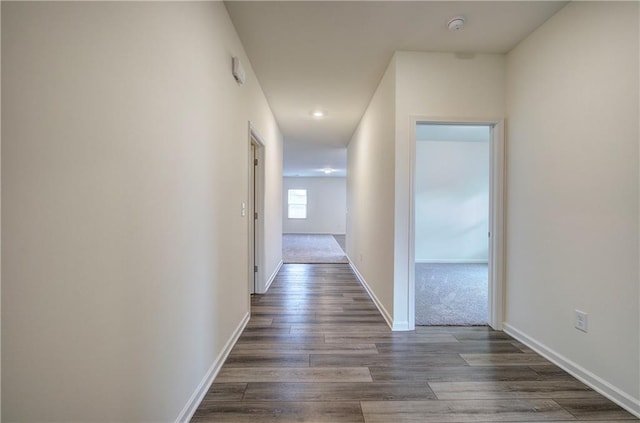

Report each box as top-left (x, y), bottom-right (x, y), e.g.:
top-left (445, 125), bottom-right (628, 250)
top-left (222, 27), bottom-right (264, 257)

top-left (447, 16), bottom-right (465, 31)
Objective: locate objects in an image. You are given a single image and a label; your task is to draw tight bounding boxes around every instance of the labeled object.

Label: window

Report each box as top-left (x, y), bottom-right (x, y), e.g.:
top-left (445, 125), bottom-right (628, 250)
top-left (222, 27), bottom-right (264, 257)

top-left (288, 189), bottom-right (307, 219)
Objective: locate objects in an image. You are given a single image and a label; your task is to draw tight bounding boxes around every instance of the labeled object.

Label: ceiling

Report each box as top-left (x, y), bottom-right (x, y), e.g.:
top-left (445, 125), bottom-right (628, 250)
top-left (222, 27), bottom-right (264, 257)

top-left (226, 1), bottom-right (567, 177)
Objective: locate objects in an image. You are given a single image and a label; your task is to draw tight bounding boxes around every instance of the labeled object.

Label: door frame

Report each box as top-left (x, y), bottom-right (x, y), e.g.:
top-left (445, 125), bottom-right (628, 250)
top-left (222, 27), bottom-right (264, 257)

top-left (248, 123), bottom-right (266, 295)
top-left (408, 117), bottom-right (505, 330)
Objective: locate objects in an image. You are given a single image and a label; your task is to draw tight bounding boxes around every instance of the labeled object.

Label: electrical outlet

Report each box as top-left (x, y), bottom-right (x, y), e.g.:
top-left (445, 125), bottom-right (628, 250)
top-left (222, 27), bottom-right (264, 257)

top-left (575, 310), bottom-right (588, 333)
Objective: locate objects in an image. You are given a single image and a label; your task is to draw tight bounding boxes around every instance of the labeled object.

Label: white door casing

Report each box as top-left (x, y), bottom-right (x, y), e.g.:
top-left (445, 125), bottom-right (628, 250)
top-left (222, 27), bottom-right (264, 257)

top-left (408, 117), bottom-right (505, 330)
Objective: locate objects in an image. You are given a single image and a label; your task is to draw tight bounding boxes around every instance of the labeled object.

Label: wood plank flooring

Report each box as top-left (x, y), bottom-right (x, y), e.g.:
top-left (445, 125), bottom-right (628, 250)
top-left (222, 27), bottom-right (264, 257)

top-left (191, 263), bottom-right (638, 423)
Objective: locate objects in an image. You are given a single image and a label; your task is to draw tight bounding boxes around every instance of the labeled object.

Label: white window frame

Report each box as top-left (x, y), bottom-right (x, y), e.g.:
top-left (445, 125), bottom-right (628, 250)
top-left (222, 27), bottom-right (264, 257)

top-left (287, 189), bottom-right (308, 219)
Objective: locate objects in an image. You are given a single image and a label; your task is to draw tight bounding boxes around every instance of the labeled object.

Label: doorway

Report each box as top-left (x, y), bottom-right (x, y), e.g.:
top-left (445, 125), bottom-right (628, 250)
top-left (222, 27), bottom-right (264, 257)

top-left (410, 119), bottom-right (504, 329)
top-left (414, 124), bottom-right (490, 325)
top-left (248, 125), bottom-right (265, 295)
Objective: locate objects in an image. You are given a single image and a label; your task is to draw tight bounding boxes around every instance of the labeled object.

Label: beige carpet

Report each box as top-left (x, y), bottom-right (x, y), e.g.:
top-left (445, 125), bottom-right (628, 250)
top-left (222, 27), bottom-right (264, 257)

top-left (415, 263), bottom-right (488, 326)
top-left (283, 234), bottom-right (348, 263)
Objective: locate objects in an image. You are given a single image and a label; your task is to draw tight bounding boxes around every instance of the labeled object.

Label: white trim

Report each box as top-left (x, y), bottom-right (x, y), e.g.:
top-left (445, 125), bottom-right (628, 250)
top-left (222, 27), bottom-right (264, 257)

top-left (392, 320), bottom-right (410, 331)
top-left (408, 117), bottom-right (505, 331)
top-left (407, 117), bottom-right (417, 331)
top-left (504, 323), bottom-right (640, 418)
top-left (488, 120), bottom-right (505, 331)
top-left (248, 123), bottom-right (266, 294)
top-left (415, 259), bottom-right (488, 264)
top-left (283, 232), bottom-right (347, 235)
top-left (262, 259), bottom-right (283, 293)
top-left (248, 138), bottom-right (256, 295)
top-left (175, 312), bottom-right (250, 423)
top-left (347, 256), bottom-right (393, 330)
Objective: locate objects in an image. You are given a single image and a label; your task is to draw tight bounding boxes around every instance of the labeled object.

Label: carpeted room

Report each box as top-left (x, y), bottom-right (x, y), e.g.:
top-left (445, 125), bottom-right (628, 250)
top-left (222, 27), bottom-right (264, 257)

top-left (282, 234), bottom-right (348, 263)
top-left (282, 175), bottom-right (348, 263)
top-left (414, 124), bottom-right (491, 326)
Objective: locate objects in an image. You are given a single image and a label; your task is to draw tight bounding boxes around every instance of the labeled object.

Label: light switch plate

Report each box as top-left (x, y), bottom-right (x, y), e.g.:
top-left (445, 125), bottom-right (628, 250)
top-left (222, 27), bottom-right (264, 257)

top-left (575, 310), bottom-right (588, 333)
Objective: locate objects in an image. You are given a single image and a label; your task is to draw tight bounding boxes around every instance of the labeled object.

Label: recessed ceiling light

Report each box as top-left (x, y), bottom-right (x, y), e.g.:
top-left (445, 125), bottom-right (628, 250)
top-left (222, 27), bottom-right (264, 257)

top-left (447, 16), bottom-right (465, 31)
top-left (316, 167), bottom-right (335, 174)
top-left (311, 110), bottom-right (326, 118)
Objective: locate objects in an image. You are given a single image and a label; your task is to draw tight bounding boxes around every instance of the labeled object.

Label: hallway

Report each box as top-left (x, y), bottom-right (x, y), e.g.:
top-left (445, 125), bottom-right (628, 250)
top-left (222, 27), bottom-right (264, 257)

top-left (191, 264), bottom-right (636, 422)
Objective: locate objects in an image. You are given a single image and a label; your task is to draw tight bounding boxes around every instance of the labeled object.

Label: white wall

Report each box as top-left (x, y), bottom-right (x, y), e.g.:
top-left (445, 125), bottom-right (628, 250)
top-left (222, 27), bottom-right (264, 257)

top-left (262, 129), bottom-right (284, 293)
top-left (1, 2), bottom-right (282, 422)
top-left (283, 177), bottom-right (346, 234)
top-left (393, 52), bottom-right (505, 329)
top-left (505, 1), bottom-right (639, 413)
top-left (415, 139), bottom-right (489, 262)
top-left (347, 56), bottom-right (397, 324)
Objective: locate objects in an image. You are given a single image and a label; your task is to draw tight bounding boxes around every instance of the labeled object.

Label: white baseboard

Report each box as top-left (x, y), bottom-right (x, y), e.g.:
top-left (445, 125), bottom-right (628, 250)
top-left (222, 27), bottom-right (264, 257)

top-left (262, 259), bottom-right (283, 293)
top-left (283, 232), bottom-right (345, 235)
top-left (347, 256), bottom-right (393, 330)
top-left (415, 259), bottom-right (488, 264)
top-left (175, 312), bottom-right (250, 423)
top-left (392, 320), bottom-right (410, 331)
top-left (503, 323), bottom-right (640, 418)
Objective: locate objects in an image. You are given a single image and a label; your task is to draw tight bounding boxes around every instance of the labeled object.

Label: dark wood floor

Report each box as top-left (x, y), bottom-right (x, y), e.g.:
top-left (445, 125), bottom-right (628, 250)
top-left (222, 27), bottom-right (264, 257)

top-left (191, 263), bottom-right (638, 422)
